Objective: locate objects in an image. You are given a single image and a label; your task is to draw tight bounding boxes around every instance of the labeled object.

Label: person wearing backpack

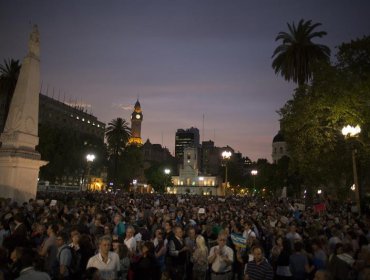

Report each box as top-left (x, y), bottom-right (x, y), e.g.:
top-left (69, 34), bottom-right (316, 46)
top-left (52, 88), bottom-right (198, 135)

top-left (56, 232), bottom-right (72, 279)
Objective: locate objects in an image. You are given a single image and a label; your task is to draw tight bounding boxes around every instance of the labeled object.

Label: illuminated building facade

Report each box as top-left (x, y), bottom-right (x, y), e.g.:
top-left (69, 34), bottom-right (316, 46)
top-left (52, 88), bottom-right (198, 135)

top-left (171, 147), bottom-right (222, 195)
top-left (128, 100), bottom-right (143, 146)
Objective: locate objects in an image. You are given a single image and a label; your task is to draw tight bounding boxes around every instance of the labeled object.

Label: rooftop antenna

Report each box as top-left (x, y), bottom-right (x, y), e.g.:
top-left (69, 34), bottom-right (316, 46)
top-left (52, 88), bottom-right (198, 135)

top-left (46, 84), bottom-right (49, 96)
top-left (63, 91), bottom-right (66, 103)
top-left (202, 114), bottom-right (205, 143)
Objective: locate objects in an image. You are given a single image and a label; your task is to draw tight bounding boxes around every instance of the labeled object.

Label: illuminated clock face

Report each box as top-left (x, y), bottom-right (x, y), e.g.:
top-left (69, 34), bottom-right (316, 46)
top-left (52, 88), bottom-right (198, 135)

top-left (135, 114), bottom-right (141, 119)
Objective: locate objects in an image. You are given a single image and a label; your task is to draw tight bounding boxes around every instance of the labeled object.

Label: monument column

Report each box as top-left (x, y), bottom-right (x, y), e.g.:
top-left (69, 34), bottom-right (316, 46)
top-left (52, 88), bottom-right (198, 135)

top-left (0, 25), bottom-right (47, 203)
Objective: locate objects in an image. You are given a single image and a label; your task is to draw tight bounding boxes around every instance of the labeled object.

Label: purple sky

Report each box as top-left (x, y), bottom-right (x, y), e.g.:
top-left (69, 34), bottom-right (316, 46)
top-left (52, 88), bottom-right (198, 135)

top-left (1, 0), bottom-right (369, 161)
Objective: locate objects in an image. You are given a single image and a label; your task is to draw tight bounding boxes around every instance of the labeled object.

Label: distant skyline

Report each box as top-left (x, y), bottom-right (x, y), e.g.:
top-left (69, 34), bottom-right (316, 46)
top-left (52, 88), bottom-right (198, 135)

top-left (1, 1), bottom-right (369, 160)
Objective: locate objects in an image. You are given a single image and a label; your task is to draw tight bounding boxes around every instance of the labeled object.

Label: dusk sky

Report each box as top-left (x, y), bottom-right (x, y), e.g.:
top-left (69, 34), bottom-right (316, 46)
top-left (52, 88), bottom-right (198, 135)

top-left (1, 1), bottom-right (369, 161)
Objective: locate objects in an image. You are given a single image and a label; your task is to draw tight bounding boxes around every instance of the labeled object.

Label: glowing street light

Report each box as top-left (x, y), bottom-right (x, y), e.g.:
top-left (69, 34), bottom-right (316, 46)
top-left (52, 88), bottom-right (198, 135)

top-left (85, 154), bottom-right (95, 191)
top-left (251, 169), bottom-right (258, 189)
top-left (222, 151), bottom-right (232, 195)
top-left (164, 168), bottom-right (171, 193)
top-left (342, 124), bottom-right (361, 214)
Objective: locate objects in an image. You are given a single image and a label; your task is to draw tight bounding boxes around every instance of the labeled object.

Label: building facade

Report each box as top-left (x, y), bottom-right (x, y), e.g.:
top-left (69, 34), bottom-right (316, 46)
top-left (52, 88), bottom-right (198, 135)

top-left (175, 127), bottom-right (200, 161)
top-left (39, 94), bottom-right (105, 140)
top-left (128, 100), bottom-right (143, 146)
top-left (171, 147), bottom-right (222, 195)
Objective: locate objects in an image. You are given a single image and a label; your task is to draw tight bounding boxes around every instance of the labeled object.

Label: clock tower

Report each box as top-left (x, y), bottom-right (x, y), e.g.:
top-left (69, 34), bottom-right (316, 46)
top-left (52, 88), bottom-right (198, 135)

top-left (128, 99), bottom-right (143, 146)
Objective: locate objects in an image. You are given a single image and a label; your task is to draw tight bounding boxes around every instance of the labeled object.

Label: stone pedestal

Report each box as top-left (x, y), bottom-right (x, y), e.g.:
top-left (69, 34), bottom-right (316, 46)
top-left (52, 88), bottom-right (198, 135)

top-left (0, 149), bottom-right (46, 203)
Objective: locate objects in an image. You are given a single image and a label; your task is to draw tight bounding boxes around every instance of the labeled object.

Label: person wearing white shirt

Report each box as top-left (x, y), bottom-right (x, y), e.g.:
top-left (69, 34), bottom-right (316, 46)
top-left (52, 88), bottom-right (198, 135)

top-left (243, 221), bottom-right (257, 245)
top-left (86, 235), bottom-right (120, 280)
top-left (124, 226), bottom-right (137, 256)
top-left (208, 232), bottom-right (234, 280)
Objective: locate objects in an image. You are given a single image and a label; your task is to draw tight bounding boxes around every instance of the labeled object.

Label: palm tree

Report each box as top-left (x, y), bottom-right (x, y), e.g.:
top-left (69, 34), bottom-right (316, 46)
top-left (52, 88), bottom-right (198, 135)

top-left (272, 19), bottom-right (330, 86)
top-left (105, 117), bottom-right (131, 188)
top-left (0, 59), bottom-right (21, 130)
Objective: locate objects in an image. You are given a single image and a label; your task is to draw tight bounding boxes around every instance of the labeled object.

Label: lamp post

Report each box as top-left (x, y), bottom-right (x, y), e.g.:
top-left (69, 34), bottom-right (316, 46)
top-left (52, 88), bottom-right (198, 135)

top-left (86, 154), bottom-right (95, 191)
top-left (164, 168), bottom-right (171, 193)
top-left (251, 169), bottom-right (258, 190)
top-left (342, 125), bottom-right (361, 215)
top-left (221, 151), bottom-right (232, 195)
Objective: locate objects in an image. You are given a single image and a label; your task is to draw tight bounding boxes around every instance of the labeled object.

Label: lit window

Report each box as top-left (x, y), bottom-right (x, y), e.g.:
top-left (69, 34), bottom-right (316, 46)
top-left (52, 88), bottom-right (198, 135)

top-left (97, 124), bottom-right (100, 127)
top-left (82, 118), bottom-right (85, 121)
top-left (93, 123), bottom-right (95, 126)
top-left (76, 116), bottom-right (79, 120)
top-left (88, 120), bottom-right (91, 124)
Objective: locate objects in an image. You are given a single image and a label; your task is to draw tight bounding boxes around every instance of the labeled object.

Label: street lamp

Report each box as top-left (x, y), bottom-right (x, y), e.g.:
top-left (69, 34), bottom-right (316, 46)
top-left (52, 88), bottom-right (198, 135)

top-left (251, 169), bottom-right (258, 189)
top-left (164, 168), bottom-right (171, 193)
top-left (221, 151), bottom-right (232, 195)
top-left (342, 124), bottom-right (361, 215)
top-left (86, 154), bottom-right (95, 191)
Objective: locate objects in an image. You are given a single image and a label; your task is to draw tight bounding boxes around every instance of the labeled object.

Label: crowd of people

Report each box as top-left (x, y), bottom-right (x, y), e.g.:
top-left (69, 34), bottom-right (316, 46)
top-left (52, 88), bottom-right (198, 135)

top-left (0, 191), bottom-right (370, 280)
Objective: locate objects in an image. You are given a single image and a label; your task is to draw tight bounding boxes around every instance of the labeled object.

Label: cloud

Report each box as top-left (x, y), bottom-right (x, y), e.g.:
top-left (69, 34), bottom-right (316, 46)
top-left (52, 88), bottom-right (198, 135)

top-left (111, 103), bottom-right (133, 111)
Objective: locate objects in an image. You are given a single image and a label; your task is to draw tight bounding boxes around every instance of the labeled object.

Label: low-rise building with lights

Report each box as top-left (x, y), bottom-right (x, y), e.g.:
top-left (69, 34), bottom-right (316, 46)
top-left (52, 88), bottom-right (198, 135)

top-left (171, 147), bottom-right (222, 195)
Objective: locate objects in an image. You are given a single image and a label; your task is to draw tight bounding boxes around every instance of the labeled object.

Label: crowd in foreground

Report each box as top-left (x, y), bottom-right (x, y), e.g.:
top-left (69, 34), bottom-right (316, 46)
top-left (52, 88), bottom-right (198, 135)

top-left (1, 191), bottom-right (370, 280)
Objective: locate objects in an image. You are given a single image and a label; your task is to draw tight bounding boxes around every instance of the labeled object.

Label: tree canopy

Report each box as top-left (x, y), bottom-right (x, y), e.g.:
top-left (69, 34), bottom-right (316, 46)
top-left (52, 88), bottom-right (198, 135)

top-left (272, 19), bottom-right (330, 86)
top-left (279, 35), bottom-right (370, 198)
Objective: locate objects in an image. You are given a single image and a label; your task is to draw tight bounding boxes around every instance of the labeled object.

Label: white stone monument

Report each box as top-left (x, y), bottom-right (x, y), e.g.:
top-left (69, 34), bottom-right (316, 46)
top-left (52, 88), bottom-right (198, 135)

top-left (0, 25), bottom-right (47, 203)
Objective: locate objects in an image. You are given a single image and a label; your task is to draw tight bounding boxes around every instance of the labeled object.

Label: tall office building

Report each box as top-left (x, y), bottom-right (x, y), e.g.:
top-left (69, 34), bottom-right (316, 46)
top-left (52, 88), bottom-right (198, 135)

top-left (175, 127), bottom-right (200, 161)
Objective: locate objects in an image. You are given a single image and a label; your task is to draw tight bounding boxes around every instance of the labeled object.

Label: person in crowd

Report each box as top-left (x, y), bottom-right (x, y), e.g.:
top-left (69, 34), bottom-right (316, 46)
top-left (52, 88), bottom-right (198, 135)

top-left (311, 238), bottom-right (328, 272)
top-left (168, 225), bottom-right (189, 280)
top-left (69, 229), bottom-right (81, 251)
top-left (9, 247), bottom-right (24, 279)
top-left (131, 241), bottom-right (161, 280)
top-left (82, 267), bottom-right (102, 280)
top-left (0, 219), bottom-right (10, 246)
top-left (124, 226), bottom-right (137, 256)
top-left (313, 269), bottom-right (333, 280)
top-left (56, 231), bottom-right (72, 279)
top-left (39, 223), bottom-right (58, 277)
top-left (153, 228), bottom-right (167, 272)
top-left (243, 221), bottom-right (256, 244)
top-left (289, 241), bottom-right (312, 280)
top-left (192, 235), bottom-right (209, 280)
top-left (208, 231), bottom-right (234, 280)
top-left (244, 245), bottom-right (274, 280)
top-left (275, 238), bottom-right (292, 280)
top-left (328, 242), bottom-right (356, 280)
top-left (86, 235), bottom-right (120, 280)
top-left (285, 224), bottom-right (302, 246)
top-left (0, 246), bottom-right (11, 280)
top-left (79, 234), bottom-right (96, 273)
top-left (15, 247), bottom-right (51, 280)
top-left (113, 214), bottom-right (126, 238)
top-left (185, 226), bottom-right (197, 280)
